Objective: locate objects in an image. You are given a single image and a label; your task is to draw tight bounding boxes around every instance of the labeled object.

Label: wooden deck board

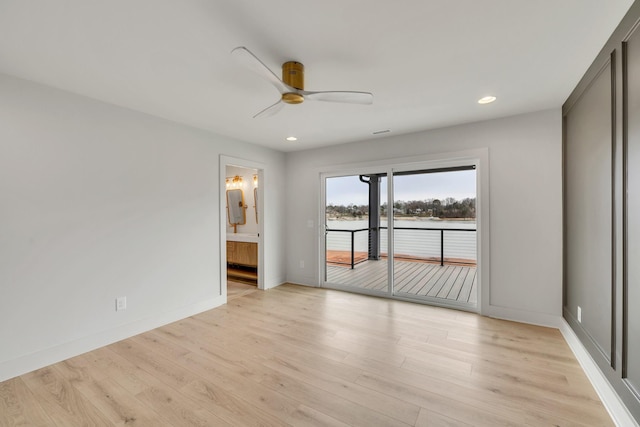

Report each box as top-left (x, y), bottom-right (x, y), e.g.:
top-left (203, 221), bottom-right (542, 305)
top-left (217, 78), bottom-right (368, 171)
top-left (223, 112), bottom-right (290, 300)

top-left (436, 266), bottom-right (464, 299)
top-left (393, 262), bottom-right (425, 290)
top-left (396, 263), bottom-right (437, 293)
top-left (404, 264), bottom-right (444, 295)
top-left (424, 265), bottom-right (455, 297)
top-left (327, 260), bottom-right (477, 305)
top-left (445, 267), bottom-right (468, 300)
top-left (459, 268), bottom-right (476, 303)
top-left (469, 272), bottom-right (478, 304)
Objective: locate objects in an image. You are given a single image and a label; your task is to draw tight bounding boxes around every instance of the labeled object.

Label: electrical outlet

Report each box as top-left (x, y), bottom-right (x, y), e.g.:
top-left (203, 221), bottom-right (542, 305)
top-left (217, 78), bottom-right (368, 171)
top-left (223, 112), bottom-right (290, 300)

top-left (577, 306), bottom-right (582, 323)
top-left (299, 260), bottom-right (305, 268)
top-left (116, 297), bottom-right (127, 311)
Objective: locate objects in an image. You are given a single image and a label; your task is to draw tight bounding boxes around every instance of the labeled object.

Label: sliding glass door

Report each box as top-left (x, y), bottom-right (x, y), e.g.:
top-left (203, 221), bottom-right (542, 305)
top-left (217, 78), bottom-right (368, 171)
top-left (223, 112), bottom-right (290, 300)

top-left (322, 163), bottom-right (478, 310)
top-left (392, 168), bottom-right (477, 306)
top-left (324, 173), bottom-right (389, 296)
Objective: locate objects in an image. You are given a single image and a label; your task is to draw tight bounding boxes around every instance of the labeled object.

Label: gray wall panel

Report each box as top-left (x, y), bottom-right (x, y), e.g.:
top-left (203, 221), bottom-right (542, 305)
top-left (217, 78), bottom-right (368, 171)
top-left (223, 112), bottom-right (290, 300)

top-left (565, 63), bottom-right (613, 361)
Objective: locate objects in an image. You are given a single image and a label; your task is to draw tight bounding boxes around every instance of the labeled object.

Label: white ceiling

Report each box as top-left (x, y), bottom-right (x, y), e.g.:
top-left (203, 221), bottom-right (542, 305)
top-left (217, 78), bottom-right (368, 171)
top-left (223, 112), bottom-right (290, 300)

top-left (0, 1), bottom-right (633, 152)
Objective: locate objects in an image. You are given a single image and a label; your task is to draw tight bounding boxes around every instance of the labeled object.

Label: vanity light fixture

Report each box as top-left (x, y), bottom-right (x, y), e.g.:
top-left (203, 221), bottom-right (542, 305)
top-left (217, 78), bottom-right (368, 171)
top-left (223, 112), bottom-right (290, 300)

top-left (286, 136), bottom-right (298, 142)
top-left (478, 95), bottom-right (497, 104)
top-left (253, 174), bottom-right (258, 187)
top-left (226, 175), bottom-right (244, 189)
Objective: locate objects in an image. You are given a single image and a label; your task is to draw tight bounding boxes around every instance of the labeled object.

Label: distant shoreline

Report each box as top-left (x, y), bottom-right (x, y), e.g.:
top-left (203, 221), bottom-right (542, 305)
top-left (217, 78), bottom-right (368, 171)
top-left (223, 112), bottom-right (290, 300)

top-left (326, 216), bottom-right (475, 221)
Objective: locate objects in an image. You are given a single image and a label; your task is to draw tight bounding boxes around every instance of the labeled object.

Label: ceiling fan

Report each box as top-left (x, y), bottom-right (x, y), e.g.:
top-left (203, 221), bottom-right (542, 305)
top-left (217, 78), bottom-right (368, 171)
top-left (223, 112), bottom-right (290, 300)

top-left (231, 46), bottom-right (373, 118)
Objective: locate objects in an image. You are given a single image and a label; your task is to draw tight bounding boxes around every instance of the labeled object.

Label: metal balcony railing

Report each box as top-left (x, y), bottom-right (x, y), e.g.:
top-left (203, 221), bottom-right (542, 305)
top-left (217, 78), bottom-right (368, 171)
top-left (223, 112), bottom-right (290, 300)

top-left (326, 226), bottom-right (477, 269)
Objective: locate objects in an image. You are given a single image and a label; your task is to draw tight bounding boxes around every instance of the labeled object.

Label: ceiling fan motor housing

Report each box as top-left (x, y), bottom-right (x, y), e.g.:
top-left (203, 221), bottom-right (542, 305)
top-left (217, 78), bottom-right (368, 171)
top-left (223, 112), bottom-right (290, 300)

top-left (282, 61), bottom-right (305, 104)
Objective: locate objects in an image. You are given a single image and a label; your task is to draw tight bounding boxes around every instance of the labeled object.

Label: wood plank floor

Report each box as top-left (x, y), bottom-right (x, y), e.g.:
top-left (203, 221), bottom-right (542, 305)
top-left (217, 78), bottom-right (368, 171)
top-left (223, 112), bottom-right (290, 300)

top-left (0, 284), bottom-right (612, 426)
top-left (327, 260), bottom-right (477, 305)
top-left (227, 280), bottom-right (258, 301)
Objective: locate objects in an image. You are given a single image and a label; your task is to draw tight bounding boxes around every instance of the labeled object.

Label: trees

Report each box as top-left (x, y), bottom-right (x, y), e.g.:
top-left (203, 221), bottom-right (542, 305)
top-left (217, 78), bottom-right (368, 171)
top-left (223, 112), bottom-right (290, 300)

top-left (386, 197), bottom-right (475, 218)
top-left (326, 197), bottom-right (476, 219)
top-left (326, 203), bottom-right (368, 219)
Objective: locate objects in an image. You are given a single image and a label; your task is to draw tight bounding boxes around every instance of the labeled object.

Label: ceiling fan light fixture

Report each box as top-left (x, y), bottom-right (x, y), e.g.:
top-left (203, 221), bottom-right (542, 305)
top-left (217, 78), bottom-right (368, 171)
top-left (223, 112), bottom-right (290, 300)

top-left (478, 95), bottom-right (497, 104)
top-left (282, 92), bottom-right (304, 104)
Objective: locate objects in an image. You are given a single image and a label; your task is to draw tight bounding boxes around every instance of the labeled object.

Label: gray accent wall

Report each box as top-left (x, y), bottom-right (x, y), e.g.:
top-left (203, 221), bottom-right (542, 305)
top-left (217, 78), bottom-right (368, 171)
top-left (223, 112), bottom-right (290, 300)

top-left (563, 0), bottom-right (640, 420)
top-left (565, 59), bottom-right (614, 363)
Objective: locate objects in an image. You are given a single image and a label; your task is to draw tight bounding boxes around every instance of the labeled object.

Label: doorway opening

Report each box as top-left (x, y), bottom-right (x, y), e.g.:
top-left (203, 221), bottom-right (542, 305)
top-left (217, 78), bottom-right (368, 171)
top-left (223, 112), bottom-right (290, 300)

top-left (323, 163), bottom-right (478, 310)
top-left (225, 165), bottom-right (259, 286)
top-left (222, 160), bottom-right (263, 299)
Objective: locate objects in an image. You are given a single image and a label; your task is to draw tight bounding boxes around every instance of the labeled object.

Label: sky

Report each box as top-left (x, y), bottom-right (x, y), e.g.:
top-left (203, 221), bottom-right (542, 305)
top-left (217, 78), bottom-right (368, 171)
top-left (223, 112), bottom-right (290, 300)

top-left (326, 170), bottom-right (476, 206)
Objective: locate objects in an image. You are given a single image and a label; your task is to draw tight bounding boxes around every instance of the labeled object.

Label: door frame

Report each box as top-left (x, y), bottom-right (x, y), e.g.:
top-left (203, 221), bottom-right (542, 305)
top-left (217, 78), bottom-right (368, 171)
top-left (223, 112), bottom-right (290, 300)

top-left (220, 155), bottom-right (265, 300)
top-left (318, 148), bottom-right (489, 314)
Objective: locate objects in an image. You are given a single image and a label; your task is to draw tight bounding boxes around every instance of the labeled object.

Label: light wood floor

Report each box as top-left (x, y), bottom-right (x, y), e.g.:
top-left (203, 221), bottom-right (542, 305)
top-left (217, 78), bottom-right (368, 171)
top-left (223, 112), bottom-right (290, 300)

top-left (0, 284), bottom-right (612, 426)
top-left (327, 260), bottom-right (477, 305)
top-left (227, 280), bottom-right (258, 301)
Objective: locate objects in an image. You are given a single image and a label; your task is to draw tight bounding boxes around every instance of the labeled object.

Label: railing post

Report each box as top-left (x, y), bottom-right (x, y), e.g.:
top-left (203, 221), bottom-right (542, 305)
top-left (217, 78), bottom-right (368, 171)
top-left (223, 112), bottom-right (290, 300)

top-left (351, 231), bottom-right (355, 269)
top-left (440, 229), bottom-right (444, 266)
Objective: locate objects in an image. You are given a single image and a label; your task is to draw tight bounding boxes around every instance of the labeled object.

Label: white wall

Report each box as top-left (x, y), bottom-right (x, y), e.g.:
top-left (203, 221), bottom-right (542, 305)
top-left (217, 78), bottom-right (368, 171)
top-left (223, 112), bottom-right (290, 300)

top-left (285, 109), bottom-right (563, 325)
top-left (0, 73), bottom-right (286, 381)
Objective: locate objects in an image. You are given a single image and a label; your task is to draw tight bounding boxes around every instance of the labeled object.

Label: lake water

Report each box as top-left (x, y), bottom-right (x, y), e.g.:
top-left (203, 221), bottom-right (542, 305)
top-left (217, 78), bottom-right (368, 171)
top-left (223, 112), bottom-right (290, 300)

top-left (326, 218), bottom-right (477, 261)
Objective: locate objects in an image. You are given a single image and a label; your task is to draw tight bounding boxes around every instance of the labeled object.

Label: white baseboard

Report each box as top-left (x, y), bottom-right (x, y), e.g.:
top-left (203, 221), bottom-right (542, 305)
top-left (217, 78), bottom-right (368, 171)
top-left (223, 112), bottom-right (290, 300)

top-left (559, 319), bottom-right (639, 427)
top-left (0, 295), bottom-right (225, 383)
top-left (484, 304), bottom-right (563, 328)
top-left (283, 281), bottom-right (316, 287)
top-left (263, 278), bottom-right (287, 290)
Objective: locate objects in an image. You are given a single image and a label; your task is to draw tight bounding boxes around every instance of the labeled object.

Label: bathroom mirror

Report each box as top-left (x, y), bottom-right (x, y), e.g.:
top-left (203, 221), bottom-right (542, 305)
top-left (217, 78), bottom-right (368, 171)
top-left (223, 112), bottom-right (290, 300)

top-left (254, 187), bottom-right (258, 224)
top-left (226, 189), bottom-right (246, 232)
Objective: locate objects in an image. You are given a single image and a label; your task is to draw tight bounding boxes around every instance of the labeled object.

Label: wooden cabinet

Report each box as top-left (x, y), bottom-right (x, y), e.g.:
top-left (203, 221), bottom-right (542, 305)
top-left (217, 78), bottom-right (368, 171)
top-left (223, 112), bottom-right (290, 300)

top-left (227, 241), bottom-right (258, 283)
top-left (226, 241), bottom-right (257, 267)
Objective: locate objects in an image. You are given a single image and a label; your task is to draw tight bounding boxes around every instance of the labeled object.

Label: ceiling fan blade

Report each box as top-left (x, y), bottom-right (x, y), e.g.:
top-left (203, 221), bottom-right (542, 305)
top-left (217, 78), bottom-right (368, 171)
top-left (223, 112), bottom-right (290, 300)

top-left (231, 46), bottom-right (294, 94)
top-left (253, 99), bottom-right (284, 119)
top-left (301, 90), bottom-right (373, 105)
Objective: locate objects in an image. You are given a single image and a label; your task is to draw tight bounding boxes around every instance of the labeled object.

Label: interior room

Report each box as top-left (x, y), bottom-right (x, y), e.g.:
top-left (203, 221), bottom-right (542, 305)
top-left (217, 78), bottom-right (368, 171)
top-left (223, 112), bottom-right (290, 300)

top-left (1, 1), bottom-right (640, 425)
top-left (225, 165), bottom-right (259, 287)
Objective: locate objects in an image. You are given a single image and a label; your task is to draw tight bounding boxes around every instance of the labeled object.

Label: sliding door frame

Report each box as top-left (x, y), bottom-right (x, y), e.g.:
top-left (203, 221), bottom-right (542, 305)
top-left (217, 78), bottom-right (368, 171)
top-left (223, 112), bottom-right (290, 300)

top-left (318, 149), bottom-right (489, 314)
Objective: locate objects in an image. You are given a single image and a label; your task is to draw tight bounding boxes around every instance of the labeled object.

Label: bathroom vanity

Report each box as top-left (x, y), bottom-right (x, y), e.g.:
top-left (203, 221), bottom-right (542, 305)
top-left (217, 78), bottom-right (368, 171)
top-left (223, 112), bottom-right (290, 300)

top-left (226, 234), bottom-right (258, 283)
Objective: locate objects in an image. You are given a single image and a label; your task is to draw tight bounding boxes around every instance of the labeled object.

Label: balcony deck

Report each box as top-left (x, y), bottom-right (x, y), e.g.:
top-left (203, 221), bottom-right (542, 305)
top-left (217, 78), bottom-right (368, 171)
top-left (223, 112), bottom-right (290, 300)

top-left (326, 258), bottom-right (477, 305)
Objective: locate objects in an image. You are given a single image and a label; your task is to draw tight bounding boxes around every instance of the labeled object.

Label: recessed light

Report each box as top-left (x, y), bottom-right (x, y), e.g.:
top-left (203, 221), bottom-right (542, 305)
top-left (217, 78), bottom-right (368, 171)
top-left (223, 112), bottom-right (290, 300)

top-left (478, 96), bottom-right (497, 104)
top-left (286, 136), bottom-right (298, 142)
